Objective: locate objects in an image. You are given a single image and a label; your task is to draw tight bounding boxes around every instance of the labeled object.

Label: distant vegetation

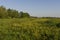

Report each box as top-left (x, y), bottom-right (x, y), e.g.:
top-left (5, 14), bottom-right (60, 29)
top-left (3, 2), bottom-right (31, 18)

top-left (0, 6), bottom-right (60, 40)
top-left (0, 6), bottom-right (30, 18)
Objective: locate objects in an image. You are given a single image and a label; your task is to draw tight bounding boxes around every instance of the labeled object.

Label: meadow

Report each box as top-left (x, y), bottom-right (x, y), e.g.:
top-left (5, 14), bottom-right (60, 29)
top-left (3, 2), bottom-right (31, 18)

top-left (0, 18), bottom-right (60, 40)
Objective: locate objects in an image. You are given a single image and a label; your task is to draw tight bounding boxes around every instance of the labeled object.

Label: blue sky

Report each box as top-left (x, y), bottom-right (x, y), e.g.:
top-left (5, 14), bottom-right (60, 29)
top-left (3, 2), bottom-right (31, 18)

top-left (0, 0), bottom-right (60, 17)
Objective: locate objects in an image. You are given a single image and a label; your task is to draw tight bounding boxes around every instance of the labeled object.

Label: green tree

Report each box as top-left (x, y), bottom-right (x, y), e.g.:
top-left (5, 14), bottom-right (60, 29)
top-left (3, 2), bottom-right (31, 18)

top-left (0, 6), bottom-right (8, 18)
top-left (7, 9), bottom-right (19, 18)
top-left (20, 11), bottom-right (30, 18)
top-left (0, 6), bottom-right (30, 18)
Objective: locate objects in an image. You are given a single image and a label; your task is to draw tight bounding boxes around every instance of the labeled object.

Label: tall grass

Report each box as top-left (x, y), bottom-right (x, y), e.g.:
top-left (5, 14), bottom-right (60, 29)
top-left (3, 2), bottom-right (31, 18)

top-left (0, 18), bottom-right (60, 40)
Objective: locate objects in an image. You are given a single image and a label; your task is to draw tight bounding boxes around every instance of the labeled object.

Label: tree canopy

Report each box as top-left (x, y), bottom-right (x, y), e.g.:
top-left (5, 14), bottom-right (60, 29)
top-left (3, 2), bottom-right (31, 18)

top-left (0, 6), bottom-right (30, 18)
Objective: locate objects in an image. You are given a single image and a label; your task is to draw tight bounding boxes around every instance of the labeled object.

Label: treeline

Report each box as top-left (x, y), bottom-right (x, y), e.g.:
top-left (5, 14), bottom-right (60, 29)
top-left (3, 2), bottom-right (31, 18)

top-left (0, 6), bottom-right (30, 18)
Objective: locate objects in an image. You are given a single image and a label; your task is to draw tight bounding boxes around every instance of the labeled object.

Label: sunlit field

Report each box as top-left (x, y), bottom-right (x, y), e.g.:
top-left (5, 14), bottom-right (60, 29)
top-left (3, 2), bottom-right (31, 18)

top-left (0, 18), bottom-right (60, 40)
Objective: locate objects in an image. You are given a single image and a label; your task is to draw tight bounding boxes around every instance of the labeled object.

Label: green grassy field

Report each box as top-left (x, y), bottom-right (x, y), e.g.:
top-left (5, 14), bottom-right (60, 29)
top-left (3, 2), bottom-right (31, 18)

top-left (0, 18), bottom-right (60, 40)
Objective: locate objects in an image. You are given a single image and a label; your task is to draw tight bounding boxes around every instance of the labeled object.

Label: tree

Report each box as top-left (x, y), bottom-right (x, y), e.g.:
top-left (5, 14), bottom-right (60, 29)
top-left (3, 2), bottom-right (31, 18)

top-left (19, 11), bottom-right (30, 18)
top-left (0, 6), bottom-right (8, 18)
top-left (7, 8), bottom-right (12, 18)
top-left (0, 6), bottom-right (30, 18)
top-left (10, 10), bottom-right (19, 18)
top-left (7, 9), bottom-right (19, 18)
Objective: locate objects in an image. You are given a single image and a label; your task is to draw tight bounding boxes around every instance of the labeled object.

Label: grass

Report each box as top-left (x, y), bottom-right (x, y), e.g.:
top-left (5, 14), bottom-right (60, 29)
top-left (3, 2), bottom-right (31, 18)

top-left (0, 18), bottom-right (60, 40)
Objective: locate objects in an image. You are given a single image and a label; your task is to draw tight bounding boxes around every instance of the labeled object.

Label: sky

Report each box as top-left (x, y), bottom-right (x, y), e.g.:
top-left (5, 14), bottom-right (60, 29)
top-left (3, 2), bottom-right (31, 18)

top-left (0, 0), bottom-right (60, 17)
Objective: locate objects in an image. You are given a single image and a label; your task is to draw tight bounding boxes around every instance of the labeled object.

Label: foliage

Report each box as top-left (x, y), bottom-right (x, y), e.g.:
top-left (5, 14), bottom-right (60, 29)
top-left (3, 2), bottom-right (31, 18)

top-left (0, 6), bottom-right (8, 18)
top-left (20, 11), bottom-right (30, 18)
top-left (0, 18), bottom-right (60, 40)
top-left (56, 23), bottom-right (60, 27)
top-left (0, 6), bottom-right (30, 18)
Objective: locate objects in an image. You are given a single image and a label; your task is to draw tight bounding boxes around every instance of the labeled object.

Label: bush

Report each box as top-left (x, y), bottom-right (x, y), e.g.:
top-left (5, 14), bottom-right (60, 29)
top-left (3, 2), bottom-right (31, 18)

top-left (56, 23), bottom-right (60, 27)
